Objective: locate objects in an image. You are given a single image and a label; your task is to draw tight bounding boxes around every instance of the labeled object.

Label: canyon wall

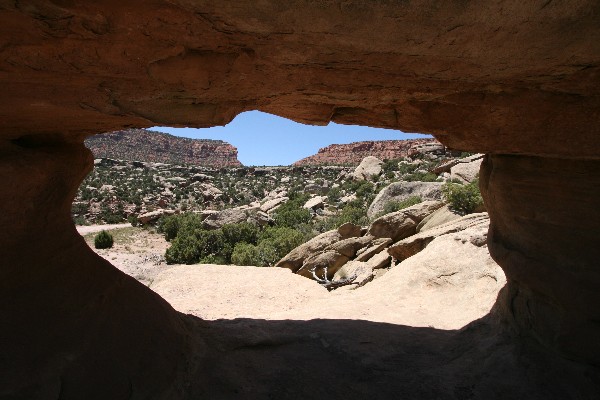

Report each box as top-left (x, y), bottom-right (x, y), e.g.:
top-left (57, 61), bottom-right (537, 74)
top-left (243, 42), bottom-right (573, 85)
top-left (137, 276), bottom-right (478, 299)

top-left (0, 1), bottom-right (599, 397)
top-left (85, 129), bottom-right (242, 167)
top-left (294, 138), bottom-right (440, 166)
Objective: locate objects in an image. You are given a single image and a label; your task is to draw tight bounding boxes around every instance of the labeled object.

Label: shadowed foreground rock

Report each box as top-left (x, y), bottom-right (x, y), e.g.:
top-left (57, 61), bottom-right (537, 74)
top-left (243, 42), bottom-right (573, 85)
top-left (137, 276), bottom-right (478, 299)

top-left (0, 1), bottom-right (599, 398)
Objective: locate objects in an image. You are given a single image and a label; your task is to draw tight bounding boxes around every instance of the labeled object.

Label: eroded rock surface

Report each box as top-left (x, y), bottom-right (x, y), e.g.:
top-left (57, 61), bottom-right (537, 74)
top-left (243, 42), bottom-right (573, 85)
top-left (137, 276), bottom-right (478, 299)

top-left (294, 139), bottom-right (439, 166)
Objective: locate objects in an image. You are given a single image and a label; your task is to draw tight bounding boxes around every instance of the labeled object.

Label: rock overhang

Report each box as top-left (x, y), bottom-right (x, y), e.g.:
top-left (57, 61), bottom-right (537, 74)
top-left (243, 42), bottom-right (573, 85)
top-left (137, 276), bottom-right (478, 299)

top-left (0, 1), bottom-right (599, 158)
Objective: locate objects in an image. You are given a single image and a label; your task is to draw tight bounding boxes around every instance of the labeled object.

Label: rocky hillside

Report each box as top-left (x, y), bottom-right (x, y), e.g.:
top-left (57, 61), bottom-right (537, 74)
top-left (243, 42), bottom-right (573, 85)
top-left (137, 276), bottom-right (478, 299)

top-left (293, 138), bottom-right (444, 166)
top-left (85, 129), bottom-right (242, 167)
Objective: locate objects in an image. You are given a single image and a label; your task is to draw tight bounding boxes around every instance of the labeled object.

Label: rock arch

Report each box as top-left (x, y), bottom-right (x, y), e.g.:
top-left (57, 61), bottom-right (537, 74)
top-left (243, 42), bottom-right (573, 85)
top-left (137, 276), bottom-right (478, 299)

top-left (1, 1), bottom-right (598, 397)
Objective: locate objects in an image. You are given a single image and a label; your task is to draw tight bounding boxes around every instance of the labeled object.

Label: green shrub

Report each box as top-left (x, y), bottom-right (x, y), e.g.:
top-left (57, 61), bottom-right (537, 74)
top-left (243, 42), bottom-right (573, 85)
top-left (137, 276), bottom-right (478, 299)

top-left (221, 222), bottom-right (260, 260)
top-left (158, 213), bottom-right (203, 242)
top-left (259, 226), bottom-right (306, 257)
top-left (327, 186), bottom-right (342, 203)
top-left (230, 226), bottom-right (308, 267)
top-left (442, 179), bottom-right (483, 214)
top-left (382, 158), bottom-right (403, 173)
top-left (165, 234), bottom-right (201, 264)
top-left (317, 200), bottom-right (369, 232)
top-left (94, 230), bottom-right (114, 249)
top-left (272, 193), bottom-right (312, 228)
top-left (231, 242), bottom-right (261, 266)
top-left (404, 172), bottom-right (438, 182)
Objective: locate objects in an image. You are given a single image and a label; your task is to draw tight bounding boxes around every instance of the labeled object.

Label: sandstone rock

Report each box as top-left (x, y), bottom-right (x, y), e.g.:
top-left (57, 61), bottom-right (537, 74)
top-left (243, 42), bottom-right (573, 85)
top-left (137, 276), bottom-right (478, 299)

top-left (362, 225), bottom-right (507, 326)
top-left (337, 222), bottom-right (362, 239)
top-left (339, 193), bottom-right (357, 204)
top-left (296, 251), bottom-right (350, 280)
top-left (388, 213), bottom-right (489, 261)
top-left (367, 182), bottom-right (443, 219)
top-left (262, 187), bottom-right (288, 201)
top-left (367, 201), bottom-right (444, 241)
top-left (86, 129), bottom-right (242, 167)
top-left (325, 235), bottom-right (374, 258)
top-left (203, 207), bottom-right (255, 230)
top-left (294, 139), bottom-right (441, 166)
top-left (253, 211), bottom-right (273, 227)
top-left (260, 196), bottom-right (288, 213)
top-left (274, 230), bottom-right (341, 272)
top-left (355, 238), bottom-right (393, 262)
top-left (416, 205), bottom-right (462, 232)
top-left (138, 209), bottom-right (175, 224)
top-left (198, 183), bottom-right (223, 200)
top-left (191, 173), bottom-right (212, 182)
top-left (352, 156), bottom-right (383, 180)
top-left (303, 196), bottom-right (326, 210)
top-left (450, 154), bottom-right (484, 183)
top-left (332, 260), bottom-right (373, 287)
top-left (366, 249), bottom-right (392, 270)
top-left (432, 159), bottom-right (460, 174)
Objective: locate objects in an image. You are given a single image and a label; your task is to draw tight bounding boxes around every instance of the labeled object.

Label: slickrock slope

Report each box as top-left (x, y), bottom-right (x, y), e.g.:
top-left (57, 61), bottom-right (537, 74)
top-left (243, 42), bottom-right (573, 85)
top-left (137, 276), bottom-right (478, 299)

top-left (1, 1), bottom-right (599, 399)
top-left (294, 138), bottom-right (441, 166)
top-left (85, 129), bottom-right (241, 167)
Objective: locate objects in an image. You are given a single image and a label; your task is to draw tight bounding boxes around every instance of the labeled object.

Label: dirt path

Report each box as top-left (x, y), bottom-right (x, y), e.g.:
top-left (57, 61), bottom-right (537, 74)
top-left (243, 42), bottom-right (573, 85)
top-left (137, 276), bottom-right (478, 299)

top-left (76, 223), bottom-right (132, 235)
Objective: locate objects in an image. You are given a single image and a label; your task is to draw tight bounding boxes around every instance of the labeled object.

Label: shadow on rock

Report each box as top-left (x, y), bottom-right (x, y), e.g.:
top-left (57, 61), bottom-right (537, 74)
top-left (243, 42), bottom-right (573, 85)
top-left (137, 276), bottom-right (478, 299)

top-left (183, 313), bottom-right (600, 400)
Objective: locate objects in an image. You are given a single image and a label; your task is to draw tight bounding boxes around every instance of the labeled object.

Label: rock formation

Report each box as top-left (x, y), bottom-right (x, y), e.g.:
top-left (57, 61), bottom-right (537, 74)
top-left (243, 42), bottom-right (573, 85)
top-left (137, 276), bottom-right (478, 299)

top-left (86, 129), bottom-right (242, 167)
top-left (294, 139), bottom-right (441, 166)
top-left (1, 1), bottom-right (599, 398)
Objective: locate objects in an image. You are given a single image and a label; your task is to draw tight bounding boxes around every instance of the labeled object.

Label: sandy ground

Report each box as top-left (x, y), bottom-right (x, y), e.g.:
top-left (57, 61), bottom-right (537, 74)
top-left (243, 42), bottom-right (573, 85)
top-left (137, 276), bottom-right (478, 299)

top-left (79, 225), bottom-right (173, 285)
top-left (81, 223), bottom-right (505, 330)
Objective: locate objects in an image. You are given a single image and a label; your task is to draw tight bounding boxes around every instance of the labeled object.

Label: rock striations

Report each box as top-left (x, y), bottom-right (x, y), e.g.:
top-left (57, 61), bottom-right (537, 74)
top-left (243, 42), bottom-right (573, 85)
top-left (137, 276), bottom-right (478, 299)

top-left (294, 138), bottom-right (442, 166)
top-left (85, 129), bottom-right (242, 167)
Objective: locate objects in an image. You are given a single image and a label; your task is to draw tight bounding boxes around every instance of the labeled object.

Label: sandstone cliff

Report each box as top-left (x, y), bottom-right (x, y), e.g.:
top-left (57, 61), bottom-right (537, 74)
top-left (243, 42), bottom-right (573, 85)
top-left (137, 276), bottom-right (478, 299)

top-left (85, 129), bottom-right (242, 167)
top-left (294, 138), bottom-right (442, 166)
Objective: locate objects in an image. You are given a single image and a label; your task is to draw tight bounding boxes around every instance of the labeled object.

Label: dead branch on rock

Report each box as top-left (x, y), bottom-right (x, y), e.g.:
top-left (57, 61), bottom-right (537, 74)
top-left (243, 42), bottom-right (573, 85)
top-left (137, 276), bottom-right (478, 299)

top-left (311, 266), bottom-right (358, 291)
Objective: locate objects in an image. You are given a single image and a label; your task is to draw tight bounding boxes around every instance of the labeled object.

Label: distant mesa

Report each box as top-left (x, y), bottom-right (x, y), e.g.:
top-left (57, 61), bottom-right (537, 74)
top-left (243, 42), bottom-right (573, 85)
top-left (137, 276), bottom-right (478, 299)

top-left (85, 129), bottom-right (242, 167)
top-left (294, 138), bottom-right (443, 166)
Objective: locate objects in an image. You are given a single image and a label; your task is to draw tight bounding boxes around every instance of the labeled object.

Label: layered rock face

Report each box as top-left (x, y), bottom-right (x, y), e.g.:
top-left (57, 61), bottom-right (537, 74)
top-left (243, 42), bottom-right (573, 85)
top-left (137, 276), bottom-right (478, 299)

top-left (86, 129), bottom-right (242, 167)
top-left (294, 139), bottom-right (439, 166)
top-left (1, 0), bottom-right (599, 397)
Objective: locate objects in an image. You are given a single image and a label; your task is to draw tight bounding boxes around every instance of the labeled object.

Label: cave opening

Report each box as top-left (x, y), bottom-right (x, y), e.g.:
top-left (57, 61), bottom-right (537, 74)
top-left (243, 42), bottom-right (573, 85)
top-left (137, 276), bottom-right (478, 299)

top-left (2, 1), bottom-right (599, 397)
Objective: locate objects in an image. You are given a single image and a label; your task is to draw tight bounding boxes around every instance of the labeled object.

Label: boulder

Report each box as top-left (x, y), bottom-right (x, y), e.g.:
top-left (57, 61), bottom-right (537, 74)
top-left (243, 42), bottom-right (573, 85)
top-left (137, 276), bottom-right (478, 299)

top-left (337, 222), bottom-right (362, 239)
top-left (138, 209), bottom-right (175, 224)
top-left (367, 201), bottom-right (444, 241)
top-left (450, 154), bottom-right (484, 183)
top-left (355, 238), bottom-right (393, 262)
top-left (365, 249), bottom-right (391, 269)
top-left (303, 196), bottom-right (326, 210)
top-left (325, 235), bottom-right (374, 258)
top-left (203, 207), bottom-right (255, 230)
top-left (352, 156), bottom-right (383, 181)
top-left (296, 251), bottom-right (350, 280)
top-left (252, 211), bottom-right (273, 227)
top-left (388, 213), bottom-right (489, 261)
top-left (332, 260), bottom-right (374, 287)
top-left (260, 196), bottom-right (288, 213)
top-left (198, 183), bottom-right (223, 200)
top-left (416, 205), bottom-right (462, 232)
top-left (432, 159), bottom-right (460, 174)
top-left (191, 173), bottom-right (212, 182)
top-left (367, 181), bottom-right (443, 219)
top-left (274, 230), bottom-right (341, 272)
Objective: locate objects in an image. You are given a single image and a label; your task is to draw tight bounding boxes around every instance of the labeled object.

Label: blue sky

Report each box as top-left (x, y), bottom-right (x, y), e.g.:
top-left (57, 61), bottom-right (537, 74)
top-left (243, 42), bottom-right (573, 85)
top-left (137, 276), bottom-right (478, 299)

top-left (152, 111), bottom-right (431, 166)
